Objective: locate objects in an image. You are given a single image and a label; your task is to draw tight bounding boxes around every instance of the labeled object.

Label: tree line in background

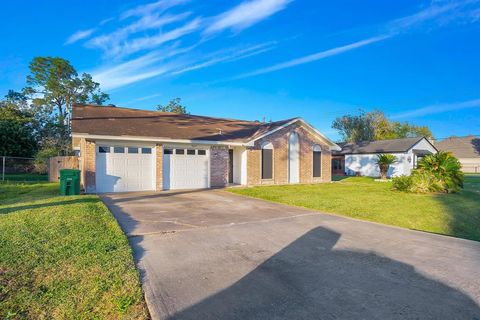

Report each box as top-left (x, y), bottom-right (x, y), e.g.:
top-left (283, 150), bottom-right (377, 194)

top-left (332, 109), bottom-right (433, 142)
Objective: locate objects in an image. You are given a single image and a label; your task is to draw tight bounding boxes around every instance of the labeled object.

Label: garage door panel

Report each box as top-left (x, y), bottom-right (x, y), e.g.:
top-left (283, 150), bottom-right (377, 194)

top-left (96, 145), bottom-right (155, 193)
top-left (163, 149), bottom-right (209, 190)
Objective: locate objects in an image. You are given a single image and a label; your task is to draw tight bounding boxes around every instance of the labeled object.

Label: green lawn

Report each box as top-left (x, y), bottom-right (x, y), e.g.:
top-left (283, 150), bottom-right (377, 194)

top-left (228, 175), bottom-right (480, 242)
top-left (0, 183), bottom-right (148, 319)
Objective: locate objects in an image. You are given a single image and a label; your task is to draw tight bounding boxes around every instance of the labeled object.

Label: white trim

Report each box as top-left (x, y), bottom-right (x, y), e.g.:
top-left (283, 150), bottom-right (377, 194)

top-left (246, 118), bottom-right (341, 151)
top-left (72, 133), bottom-right (247, 146)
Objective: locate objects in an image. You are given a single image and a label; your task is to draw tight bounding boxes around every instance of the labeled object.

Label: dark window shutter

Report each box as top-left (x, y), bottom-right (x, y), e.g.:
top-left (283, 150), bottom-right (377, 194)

top-left (262, 149), bottom-right (273, 179)
top-left (313, 151), bottom-right (321, 177)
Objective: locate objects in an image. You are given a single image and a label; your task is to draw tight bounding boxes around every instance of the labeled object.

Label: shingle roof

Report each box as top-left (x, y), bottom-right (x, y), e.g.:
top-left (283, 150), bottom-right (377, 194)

top-left (435, 136), bottom-right (480, 158)
top-left (72, 104), bottom-right (296, 143)
top-left (333, 137), bottom-right (429, 155)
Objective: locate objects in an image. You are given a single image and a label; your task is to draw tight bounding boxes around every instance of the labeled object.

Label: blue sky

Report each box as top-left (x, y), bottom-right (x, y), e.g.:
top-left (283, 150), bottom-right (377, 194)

top-left (1, 0), bottom-right (479, 140)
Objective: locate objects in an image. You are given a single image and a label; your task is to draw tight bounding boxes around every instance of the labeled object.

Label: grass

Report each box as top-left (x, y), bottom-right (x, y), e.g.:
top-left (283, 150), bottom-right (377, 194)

top-left (0, 182), bottom-right (148, 319)
top-left (1, 173), bottom-right (48, 182)
top-left (228, 175), bottom-right (480, 242)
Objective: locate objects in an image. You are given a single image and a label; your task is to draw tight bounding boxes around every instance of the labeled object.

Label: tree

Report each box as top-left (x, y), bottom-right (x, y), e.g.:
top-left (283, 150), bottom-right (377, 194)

top-left (22, 56), bottom-right (109, 154)
top-left (156, 98), bottom-right (188, 114)
top-left (375, 154), bottom-right (396, 179)
top-left (332, 109), bottom-right (433, 142)
top-left (0, 96), bottom-right (37, 157)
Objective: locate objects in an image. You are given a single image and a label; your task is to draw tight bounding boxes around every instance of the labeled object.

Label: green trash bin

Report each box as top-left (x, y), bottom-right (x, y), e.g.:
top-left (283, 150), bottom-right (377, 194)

top-left (59, 169), bottom-right (81, 196)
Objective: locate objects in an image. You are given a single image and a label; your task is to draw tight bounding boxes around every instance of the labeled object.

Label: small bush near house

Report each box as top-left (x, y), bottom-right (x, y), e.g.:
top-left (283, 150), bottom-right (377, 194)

top-left (375, 154), bottom-right (397, 179)
top-left (392, 151), bottom-right (464, 193)
top-left (391, 175), bottom-right (413, 191)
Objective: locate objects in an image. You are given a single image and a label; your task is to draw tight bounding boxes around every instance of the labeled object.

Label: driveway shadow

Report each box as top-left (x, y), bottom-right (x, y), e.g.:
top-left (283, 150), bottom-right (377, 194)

top-left (167, 227), bottom-right (480, 320)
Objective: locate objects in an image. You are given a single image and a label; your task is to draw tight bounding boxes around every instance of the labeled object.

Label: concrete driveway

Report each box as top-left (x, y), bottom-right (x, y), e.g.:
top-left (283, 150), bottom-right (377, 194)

top-left (101, 190), bottom-right (480, 320)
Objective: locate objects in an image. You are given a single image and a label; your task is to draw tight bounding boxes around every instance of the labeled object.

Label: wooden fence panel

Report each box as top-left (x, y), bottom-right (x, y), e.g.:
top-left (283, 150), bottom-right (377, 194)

top-left (48, 156), bottom-right (80, 182)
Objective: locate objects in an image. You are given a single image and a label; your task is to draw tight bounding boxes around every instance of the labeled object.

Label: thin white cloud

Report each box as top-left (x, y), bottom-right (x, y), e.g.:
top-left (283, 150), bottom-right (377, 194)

top-left (91, 52), bottom-right (170, 90)
top-left (65, 28), bottom-right (97, 45)
top-left (234, 35), bottom-right (390, 79)
top-left (391, 99), bottom-right (480, 119)
top-left (205, 0), bottom-right (291, 34)
top-left (170, 42), bottom-right (277, 75)
top-left (121, 0), bottom-right (188, 19)
top-left (116, 18), bottom-right (201, 57)
top-left (90, 45), bottom-right (194, 90)
top-left (87, 12), bottom-right (192, 57)
top-left (231, 0), bottom-right (480, 79)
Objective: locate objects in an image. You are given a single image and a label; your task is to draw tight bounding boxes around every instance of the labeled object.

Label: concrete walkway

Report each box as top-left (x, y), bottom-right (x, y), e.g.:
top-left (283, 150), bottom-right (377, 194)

top-left (101, 190), bottom-right (480, 320)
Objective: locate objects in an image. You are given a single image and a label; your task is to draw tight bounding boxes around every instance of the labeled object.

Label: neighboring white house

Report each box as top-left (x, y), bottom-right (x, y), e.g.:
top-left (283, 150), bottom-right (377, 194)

top-left (333, 137), bottom-right (438, 178)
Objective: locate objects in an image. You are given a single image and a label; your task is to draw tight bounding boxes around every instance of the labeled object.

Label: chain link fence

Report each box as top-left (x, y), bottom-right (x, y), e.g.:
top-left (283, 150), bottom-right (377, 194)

top-left (1, 156), bottom-right (49, 182)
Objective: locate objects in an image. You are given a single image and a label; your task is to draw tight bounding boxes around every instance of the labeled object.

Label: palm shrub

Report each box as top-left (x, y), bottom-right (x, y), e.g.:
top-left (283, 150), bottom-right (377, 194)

top-left (416, 151), bottom-right (464, 193)
top-left (375, 154), bottom-right (396, 179)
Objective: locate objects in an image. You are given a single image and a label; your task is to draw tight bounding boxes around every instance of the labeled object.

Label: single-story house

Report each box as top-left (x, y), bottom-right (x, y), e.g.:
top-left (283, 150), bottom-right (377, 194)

top-left (332, 137), bottom-right (438, 177)
top-left (71, 104), bottom-right (340, 193)
top-left (435, 135), bottom-right (480, 173)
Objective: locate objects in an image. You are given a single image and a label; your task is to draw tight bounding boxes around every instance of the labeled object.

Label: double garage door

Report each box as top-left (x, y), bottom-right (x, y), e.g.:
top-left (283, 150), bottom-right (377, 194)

top-left (95, 144), bottom-right (209, 192)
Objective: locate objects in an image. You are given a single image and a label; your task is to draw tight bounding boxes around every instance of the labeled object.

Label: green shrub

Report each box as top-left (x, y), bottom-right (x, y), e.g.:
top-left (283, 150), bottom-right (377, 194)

top-left (392, 175), bottom-right (413, 191)
top-left (416, 151), bottom-right (464, 193)
top-left (375, 154), bottom-right (397, 179)
top-left (393, 152), bottom-right (464, 194)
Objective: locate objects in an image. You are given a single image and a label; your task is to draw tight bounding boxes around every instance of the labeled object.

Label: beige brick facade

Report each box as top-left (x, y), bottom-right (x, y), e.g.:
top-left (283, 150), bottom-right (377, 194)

top-left (80, 138), bottom-right (96, 193)
top-left (156, 144), bottom-right (163, 191)
top-left (246, 122), bottom-right (332, 186)
top-left (210, 146), bottom-right (229, 187)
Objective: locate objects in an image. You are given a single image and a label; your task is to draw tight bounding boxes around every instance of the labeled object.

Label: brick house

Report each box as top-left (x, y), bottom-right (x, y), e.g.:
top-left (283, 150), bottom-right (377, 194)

top-left (72, 104), bottom-right (340, 193)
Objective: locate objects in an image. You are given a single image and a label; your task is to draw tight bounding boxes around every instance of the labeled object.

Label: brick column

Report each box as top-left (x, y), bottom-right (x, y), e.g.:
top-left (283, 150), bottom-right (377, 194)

top-left (156, 144), bottom-right (163, 191)
top-left (80, 139), bottom-right (96, 193)
top-left (210, 146), bottom-right (229, 187)
top-left (321, 150), bottom-right (332, 182)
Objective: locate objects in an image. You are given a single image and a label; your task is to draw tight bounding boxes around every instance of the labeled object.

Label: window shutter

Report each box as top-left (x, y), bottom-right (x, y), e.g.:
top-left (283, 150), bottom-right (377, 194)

top-left (313, 151), bottom-right (321, 177)
top-left (262, 149), bottom-right (273, 179)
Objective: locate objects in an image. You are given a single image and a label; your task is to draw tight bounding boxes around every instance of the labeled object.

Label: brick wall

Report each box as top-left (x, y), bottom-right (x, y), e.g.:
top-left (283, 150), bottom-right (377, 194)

top-left (156, 144), bottom-right (163, 191)
top-left (80, 138), bottom-right (96, 193)
top-left (210, 146), bottom-right (229, 187)
top-left (246, 122), bottom-right (333, 186)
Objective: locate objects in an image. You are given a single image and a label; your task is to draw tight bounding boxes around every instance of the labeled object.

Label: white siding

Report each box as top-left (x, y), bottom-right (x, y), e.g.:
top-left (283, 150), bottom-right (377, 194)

top-left (345, 153), bottom-right (407, 177)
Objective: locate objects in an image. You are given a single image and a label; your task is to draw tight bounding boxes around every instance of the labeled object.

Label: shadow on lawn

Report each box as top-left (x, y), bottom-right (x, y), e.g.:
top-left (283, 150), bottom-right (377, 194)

top-left (166, 227), bottom-right (480, 319)
top-left (434, 175), bottom-right (480, 242)
top-left (0, 198), bottom-right (98, 215)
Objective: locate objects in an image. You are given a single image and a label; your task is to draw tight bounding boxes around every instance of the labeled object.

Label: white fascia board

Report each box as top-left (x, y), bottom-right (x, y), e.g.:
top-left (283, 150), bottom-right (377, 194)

top-left (246, 118), bottom-right (341, 151)
top-left (72, 133), bottom-right (247, 147)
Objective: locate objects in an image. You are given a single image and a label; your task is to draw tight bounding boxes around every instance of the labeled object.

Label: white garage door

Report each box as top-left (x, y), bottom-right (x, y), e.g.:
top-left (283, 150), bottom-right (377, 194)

top-left (96, 145), bottom-right (155, 193)
top-left (163, 148), bottom-right (209, 190)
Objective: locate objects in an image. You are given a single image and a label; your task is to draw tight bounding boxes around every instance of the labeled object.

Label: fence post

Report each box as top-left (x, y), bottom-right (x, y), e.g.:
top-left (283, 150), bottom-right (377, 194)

top-left (2, 156), bottom-right (5, 181)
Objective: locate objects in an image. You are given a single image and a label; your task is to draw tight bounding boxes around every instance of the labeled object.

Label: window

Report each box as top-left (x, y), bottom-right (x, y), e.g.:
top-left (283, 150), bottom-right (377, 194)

top-left (99, 146), bottom-right (110, 153)
top-left (164, 149), bottom-right (173, 154)
top-left (141, 147), bottom-right (152, 154)
top-left (114, 146), bottom-right (125, 153)
top-left (313, 145), bottom-right (321, 177)
top-left (128, 147), bottom-right (138, 154)
top-left (187, 149), bottom-right (195, 155)
top-left (261, 142), bottom-right (273, 179)
top-left (197, 150), bottom-right (206, 155)
top-left (175, 149), bottom-right (185, 155)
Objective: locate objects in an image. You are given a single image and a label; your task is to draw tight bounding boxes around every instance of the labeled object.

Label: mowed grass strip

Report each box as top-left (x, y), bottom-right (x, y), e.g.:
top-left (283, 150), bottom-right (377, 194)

top-left (228, 175), bottom-right (480, 242)
top-left (0, 183), bottom-right (148, 319)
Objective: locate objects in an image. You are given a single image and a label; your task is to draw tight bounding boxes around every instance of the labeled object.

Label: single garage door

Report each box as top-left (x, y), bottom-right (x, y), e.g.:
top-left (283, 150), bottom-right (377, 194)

top-left (96, 145), bottom-right (155, 193)
top-left (163, 147), bottom-right (209, 190)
